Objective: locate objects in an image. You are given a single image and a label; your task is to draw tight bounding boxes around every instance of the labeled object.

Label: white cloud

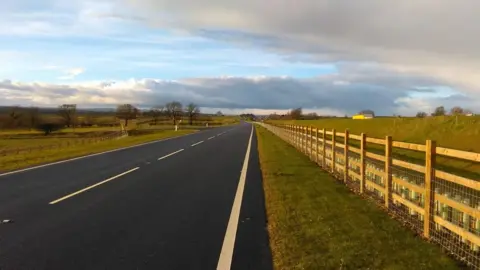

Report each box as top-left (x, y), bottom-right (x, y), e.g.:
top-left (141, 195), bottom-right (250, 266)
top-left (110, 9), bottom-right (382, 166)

top-left (120, 0), bottom-right (480, 93)
top-left (1, 65), bottom-right (478, 115)
top-left (58, 68), bottom-right (85, 80)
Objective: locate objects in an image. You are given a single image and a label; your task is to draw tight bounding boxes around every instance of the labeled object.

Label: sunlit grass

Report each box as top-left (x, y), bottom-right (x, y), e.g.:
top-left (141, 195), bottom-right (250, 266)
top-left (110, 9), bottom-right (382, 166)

top-left (256, 125), bottom-right (459, 270)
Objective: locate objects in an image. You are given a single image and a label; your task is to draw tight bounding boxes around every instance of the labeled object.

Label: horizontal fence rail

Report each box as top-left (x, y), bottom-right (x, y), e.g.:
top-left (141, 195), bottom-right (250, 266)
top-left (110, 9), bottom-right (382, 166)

top-left (0, 131), bottom-right (127, 156)
top-left (259, 123), bottom-right (480, 269)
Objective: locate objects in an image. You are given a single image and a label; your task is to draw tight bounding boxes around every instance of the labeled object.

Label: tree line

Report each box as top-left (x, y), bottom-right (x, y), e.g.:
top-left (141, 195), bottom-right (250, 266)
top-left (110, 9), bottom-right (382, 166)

top-left (0, 101), bottom-right (214, 135)
top-left (416, 106), bottom-right (474, 118)
top-left (115, 101), bottom-right (202, 127)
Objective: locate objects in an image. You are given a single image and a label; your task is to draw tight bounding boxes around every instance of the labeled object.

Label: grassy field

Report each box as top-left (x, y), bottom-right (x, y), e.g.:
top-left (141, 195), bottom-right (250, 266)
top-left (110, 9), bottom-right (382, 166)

top-left (268, 116), bottom-right (480, 152)
top-left (256, 125), bottom-right (459, 270)
top-left (0, 129), bottom-right (196, 172)
top-left (268, 116), bottom-right (480, 179)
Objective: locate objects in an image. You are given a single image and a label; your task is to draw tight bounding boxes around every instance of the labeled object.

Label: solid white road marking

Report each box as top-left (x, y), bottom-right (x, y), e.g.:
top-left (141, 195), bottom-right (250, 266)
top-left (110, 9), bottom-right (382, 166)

top-left (49, 167), bottom-right (140, 205)
top-left (216, 125), bottom-right (254, 270)
top-left (208, 136), bottom-right (215, 140)
top-left (191, 141), bottom-right (204, 147)
top-left (158, 149), bottom-right (184, 160)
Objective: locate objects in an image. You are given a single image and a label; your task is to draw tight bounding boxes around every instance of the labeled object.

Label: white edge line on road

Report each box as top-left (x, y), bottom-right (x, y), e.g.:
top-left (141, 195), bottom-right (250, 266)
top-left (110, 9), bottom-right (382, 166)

top-left (208, 136), bottom-right (215, 140)
top-left (0, 131), bottom-right (203, 178)
top-left (49, 167), bottom-right (140, 205)
top-left (158, 149), bottom-right (184, 160)
top-left (191, 141), bottom-right (204, 147)
top-left (216, 125), bottom-right (254, 270)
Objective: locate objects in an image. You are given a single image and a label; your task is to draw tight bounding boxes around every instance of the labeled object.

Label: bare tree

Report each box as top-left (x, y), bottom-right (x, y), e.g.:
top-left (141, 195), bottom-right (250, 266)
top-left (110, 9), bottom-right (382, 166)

top-left (290, 108), bottom-right (302, 120)
top-left (149, 106), bottom-right (164, 125)
top-left (26, 107), bottom-right (40, 130)
top-left (8, 107), bottom-right (22, 128)
top-left (416, 111), bottom-right (427, 118)
top-left (116, 104), bottom-right (138, 127)
top-left (431, 106), bottom-right (446, 116)
top-left (185, 103), bottom-right (200, 125)
top-left (450, 106), bottom-right (464, 115)
top-left (58, 104), bottom-right (77, 127)
top-left (165, 101), bottom-right (183, 125)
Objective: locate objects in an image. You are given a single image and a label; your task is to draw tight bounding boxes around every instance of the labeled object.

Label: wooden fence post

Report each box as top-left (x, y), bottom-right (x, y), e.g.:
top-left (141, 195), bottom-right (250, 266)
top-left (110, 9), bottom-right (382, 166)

top-left (294, 125), bottom-right (298, 148)
top-left (322, 128), bottom-right (326, 168)
top-left (360, 133), bottom-right (366, 193)
top-left (310, 126), bottom-right (313, 160)
top-left (289, 125), bottom-right (292, 143)
top-left (344, 129), bottom-right (349, 183)
top-left (315, 128), bottom-right (319, 164)
top-left (385, 136), bottom-right (392, 208)
top-left (424, 139), bottom-right (436, 238)
top-left (331, 129), bottom-right (336, 173)
top-left (304, 127), bottom-right (307, 154)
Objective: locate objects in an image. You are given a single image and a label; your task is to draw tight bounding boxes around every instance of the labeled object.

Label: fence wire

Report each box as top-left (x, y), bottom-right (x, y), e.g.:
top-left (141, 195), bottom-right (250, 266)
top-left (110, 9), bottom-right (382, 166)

top-left (364, 157), bottom-right (386, 204)
top-left (346, 151), bottom-right (361, 192)
top-left (430, 175), bottom-right (480, 269)
top-left (389, 164), bottom-right (426, 235)
top-left (263, 124), bottom-right (480, 269)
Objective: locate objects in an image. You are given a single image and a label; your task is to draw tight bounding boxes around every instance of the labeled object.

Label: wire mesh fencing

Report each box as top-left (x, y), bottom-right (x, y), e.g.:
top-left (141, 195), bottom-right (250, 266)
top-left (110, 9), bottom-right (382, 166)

top-left (259, 123), bottom-right (480, 269)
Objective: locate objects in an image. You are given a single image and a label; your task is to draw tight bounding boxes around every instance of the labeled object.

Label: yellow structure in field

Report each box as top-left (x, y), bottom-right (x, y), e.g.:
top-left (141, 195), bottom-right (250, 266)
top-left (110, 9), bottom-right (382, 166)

top-left (352, 114), bottom-right (367, 119)
top-left (352, 111), bottom-right (374, 119)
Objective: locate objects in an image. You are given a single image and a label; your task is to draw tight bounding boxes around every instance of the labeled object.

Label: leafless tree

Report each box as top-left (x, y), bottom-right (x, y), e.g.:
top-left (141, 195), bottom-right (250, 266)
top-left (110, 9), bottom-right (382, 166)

top-left (58, 104), bottom-right (77, 127)
top-left (450, 106), bottom-right (464, 115)
top-left (416, 111), bottom-right (427, 118)
top-left (149, 106), bottom-right (164, 125)
top-left (8, 107), bottom-right (22, 128)
top-left (290, 108), bottom-right (302, 120)
top-left (165, 101), bottom-right (183, 125)
top-left (185, 103), bottom-right (200, 125)
top-left (431, 106), bottom-right (446, 116)
top-left (116, 104), bottom-right (138, 127)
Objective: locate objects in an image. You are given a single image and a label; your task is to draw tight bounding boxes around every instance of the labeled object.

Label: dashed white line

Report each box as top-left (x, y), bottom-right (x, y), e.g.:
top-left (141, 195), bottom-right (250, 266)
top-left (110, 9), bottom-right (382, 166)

top-left (191, 141), bottom-right (204, 147)
top-left (49, 167), bottom-right (140, 205)
top-left (216, 125), bottom-right (254, 270)
top-left (158, 149), bottom-right (184, 160)
top-left (208, 136), bottom-right (215, 140)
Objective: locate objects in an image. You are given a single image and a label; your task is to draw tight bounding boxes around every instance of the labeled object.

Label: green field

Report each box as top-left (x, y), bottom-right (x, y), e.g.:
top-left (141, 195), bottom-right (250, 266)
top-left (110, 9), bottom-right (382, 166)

top-left (268, 116), bottom-right (480, 179)
top-left (255, 125), bottom-right (459, 270)
top-left (0, 129), bottom-right (196, 172)
top-left (268, 116), bottom-right (480, 152)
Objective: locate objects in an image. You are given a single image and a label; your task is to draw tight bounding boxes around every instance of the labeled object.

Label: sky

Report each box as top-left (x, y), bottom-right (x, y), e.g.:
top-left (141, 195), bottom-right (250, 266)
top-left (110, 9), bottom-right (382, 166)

top-left (1, 0), bottom-right (480, 116)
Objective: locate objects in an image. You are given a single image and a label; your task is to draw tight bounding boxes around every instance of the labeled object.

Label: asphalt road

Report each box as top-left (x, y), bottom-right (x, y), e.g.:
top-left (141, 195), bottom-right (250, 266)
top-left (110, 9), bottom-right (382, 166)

top-left (0, 122), bottom-right (272, 270)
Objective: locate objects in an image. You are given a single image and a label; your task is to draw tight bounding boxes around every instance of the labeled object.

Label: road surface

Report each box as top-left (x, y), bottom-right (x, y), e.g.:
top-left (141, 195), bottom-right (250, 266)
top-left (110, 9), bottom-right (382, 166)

top-left (0, 122), bottom-right (272, 270)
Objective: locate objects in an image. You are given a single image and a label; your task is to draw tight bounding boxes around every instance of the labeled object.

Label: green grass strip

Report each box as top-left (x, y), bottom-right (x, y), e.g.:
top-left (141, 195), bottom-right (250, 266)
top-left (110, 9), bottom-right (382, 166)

top-left (0, 130), bottom-right (196, 172)
top-left (255, 125), bottom-right (459, 270)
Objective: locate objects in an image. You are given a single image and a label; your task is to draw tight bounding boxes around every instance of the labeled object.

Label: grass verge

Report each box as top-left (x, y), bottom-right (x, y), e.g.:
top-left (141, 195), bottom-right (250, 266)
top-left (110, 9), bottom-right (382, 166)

top-left (255, 125), bottom-right (459, 270)
top-left (0, 130), bottom-right (196, 172)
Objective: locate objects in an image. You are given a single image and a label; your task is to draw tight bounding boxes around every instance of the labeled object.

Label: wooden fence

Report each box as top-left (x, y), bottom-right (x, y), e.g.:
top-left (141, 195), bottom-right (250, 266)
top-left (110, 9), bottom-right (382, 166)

top-left (261, 123), bottom-right (480, 269)
top-left (0, 131), bottom-right (127, 156)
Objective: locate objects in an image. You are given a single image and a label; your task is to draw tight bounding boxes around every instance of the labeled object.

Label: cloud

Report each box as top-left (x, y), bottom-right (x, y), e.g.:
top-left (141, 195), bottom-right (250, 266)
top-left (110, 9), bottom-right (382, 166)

top-left (58, 68), bottom-right (85, 80)
top-left (121, 0), bottom-right (480, 93)
top-left (1, 64), bottom-right (478, 115)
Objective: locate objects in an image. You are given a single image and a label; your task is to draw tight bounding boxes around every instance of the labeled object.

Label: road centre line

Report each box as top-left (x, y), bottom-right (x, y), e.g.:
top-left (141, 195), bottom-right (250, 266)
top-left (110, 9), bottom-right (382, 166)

top-left (49, 167), bottom-right (140, 205)
top-left (191, 141), bottom-right (204, 147)
top-left (208, 136), bottom-right (215, 140)
top-left (158, 149), bottom-right (184, 160)
top-left (216, 125), bottom-right (254, 270)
